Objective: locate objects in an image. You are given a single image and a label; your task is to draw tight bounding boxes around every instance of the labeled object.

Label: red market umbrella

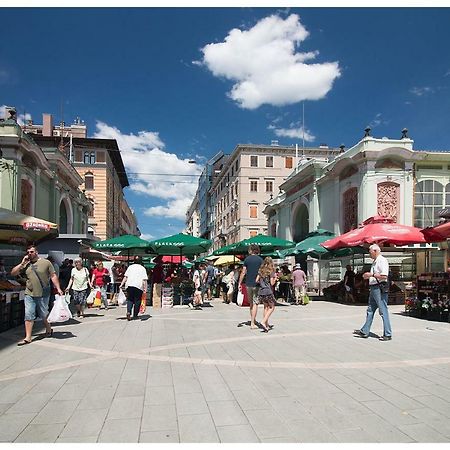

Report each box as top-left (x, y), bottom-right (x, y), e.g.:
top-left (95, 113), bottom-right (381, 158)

top-left (321, 216), bottom-right (430, 250)
top-left (421, 221), bottom-right (450, 242)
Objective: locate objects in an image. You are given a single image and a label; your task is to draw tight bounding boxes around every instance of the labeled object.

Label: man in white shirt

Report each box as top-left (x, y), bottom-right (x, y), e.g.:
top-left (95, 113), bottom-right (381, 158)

top-left (119, 256), bottom-right (148, 321)
top-left (354, 244), bottom-right (392, 341)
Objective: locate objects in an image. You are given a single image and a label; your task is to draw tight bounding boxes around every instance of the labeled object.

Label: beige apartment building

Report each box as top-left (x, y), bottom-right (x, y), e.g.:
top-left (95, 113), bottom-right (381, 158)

top-left (24, 113), bottom-right (139, 240)
top-left (210, 143), bottom-right (340, 251)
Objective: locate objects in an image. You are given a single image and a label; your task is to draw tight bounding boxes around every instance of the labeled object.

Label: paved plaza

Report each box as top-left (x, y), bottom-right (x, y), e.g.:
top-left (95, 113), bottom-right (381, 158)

top-left (0, 298), bottom-right (450, 443)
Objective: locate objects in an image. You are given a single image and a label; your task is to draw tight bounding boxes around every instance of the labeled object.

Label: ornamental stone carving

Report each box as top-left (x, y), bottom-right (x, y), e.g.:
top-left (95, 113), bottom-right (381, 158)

top-left (20, 179), bottom-right (32, 216)
top-left (343, 187), bottom-right (358, 232)
top-left (377, 182), bottom-right (399, 222)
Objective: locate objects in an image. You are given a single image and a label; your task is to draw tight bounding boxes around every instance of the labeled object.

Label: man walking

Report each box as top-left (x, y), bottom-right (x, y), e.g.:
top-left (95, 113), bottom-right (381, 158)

top-left (119, 256), bottom-right (148, 321)
top-left (203, 261), bottom-right (216, 302)
top-left (292, 263), bottom-right (307, 305)
top-left (11, 245), bottom-right (63, 346)
top-left (238, 244), bottom-right (263, 329)
top-left (354, 244), bottom-right (392, 341)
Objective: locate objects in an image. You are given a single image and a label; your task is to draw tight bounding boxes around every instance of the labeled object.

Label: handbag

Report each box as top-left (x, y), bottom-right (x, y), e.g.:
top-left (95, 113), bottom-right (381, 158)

top-left (377, 280), bottom-right (389, 294)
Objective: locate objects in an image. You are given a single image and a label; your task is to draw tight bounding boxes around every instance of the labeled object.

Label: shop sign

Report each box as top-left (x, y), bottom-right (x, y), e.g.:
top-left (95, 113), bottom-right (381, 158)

top-left (22, 222), bottom-right (51, 231)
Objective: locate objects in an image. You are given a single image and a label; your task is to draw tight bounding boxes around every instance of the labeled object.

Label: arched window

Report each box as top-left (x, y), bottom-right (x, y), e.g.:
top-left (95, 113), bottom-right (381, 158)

top-left (414, 180), bottom-right (444, 228)
top-left (59, 201), bottom-right (68, 234)
top-left (343, 187), bottom-right (358, 232)
top-left (84, 172), bottom-right (94, 190)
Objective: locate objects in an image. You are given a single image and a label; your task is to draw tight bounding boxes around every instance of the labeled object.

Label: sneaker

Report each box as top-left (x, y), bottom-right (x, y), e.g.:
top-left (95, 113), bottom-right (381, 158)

top-left (379, 335), bottom-right (392, 341)
top-left (353, 329), bottom-right (369, 338)
top-left (188, 303), bottom-right (193, 309)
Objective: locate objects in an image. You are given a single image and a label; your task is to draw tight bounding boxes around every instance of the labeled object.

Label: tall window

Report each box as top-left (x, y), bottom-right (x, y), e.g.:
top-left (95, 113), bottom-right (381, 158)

top-left (266, 156), bottom-right (273, 167)
top-left (249, 205), bottom-right (257, 218)
top-left (250, 155), bottom-right (258, 167)
top-left (414, 180), bottom-right (446, 228)
top-left (84, 172), bottom-right (94, 190)
top-left (84, 151), bottom-right (96, 164)
top-left (266, 180), bottom-right (273, 192)
top-left (250, 180), bottom-right (258, 192)
top-left (285, 156), bottom-right (293, 169)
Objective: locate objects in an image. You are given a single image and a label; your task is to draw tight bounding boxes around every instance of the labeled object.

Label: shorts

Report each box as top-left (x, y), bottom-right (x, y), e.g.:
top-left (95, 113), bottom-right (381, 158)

top-left (247, 286), bottom-right (260, 305)
top-left (259, 293), bottom-right (275, 306)
top-left (24, 294), bottom-right (50, 321)
top-left (73, 289), bottom-right (89, 306)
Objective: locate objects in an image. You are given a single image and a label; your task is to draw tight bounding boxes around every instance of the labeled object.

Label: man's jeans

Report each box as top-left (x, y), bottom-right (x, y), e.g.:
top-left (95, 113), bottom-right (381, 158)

top-left (361, 285), bottom-right (392, 337)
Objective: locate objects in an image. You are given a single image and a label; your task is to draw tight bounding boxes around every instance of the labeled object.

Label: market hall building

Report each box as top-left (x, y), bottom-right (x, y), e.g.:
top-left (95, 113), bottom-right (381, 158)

top-left (263, 128), bottom-right (450, 289)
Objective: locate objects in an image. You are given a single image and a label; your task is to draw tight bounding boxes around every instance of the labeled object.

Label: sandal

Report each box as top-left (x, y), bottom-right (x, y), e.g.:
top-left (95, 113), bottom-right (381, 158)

top-left (45, 329), bottom-right (53, 338)
top-left (17, 339), bottom-right (31, 346)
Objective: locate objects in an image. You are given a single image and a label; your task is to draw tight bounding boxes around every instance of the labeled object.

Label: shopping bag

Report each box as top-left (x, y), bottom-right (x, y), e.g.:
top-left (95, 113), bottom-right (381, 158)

top-left (139, 291), bottom-right (147, 314)
top-left (86, 289), bottom-right (96, 305)
top-left (237, 290), bottom-right (244, 306)
top-left (303, 294), bottom-right (310, 305)
top-left (48, 295), bottom-right (73, 323)
top-left (64, 292), bottom-right (71, 304)
top-left (117, 289), bottom-right (127, 307)
top-left (93, 289), bottom-right (102, 307)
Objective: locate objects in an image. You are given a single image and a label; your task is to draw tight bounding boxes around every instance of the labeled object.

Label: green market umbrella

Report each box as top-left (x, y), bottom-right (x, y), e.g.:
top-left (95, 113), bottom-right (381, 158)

top-left (147, 233), bottom-right (212, 257)
top-left (281, 229), bottom-right (335, 258)
top-left (233, 234), bottom-right (295, 254)
top-left (92, 234), bottom-right (151, 251)
top-left (212, 242), bottom-right (240, 256)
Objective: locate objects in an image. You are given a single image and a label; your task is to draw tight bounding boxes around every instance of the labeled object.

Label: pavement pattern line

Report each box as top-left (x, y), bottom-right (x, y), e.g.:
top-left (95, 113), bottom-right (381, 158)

top-left (1, 326), bottom-right (450, 383)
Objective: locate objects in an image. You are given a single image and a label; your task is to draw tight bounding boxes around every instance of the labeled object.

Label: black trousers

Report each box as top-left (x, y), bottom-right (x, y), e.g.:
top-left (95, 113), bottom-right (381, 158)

top-left (126, 286), bottom-right (143, 317)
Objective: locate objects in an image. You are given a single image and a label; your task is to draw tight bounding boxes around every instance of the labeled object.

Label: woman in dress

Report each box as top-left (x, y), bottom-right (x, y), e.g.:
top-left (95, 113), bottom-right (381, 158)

top-left (255, 257), bottom-right (277, 332)
top-left (66, 258), bottom-right (92, 318)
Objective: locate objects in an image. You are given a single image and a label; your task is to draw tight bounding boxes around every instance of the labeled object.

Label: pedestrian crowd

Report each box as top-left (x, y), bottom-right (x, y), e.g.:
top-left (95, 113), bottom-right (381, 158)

top-left (7, 243), bottom-right (393, 345)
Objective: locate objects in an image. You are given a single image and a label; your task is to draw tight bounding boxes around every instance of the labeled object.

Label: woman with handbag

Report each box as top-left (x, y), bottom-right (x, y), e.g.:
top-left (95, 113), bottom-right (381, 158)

top-left (66, 258), bottom-right (93, 318)
top-left (90, 261), bottom-right (110, 309)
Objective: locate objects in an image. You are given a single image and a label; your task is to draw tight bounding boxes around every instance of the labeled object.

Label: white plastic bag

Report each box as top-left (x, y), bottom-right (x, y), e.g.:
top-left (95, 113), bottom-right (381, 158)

top-left (48, 295), bottom-right (73, 323)
top-left (86, 289), bottom-right (96, 305)
top-left (117, 289), bottom-right (127, 307)
top-left (237, 290), bottom-right (244, 306)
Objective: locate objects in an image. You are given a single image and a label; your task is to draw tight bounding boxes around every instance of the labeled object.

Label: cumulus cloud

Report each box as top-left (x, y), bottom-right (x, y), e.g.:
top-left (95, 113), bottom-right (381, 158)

top-left (268, 122), bottom-right (315, 142)
top-left (197, 14), bottom-right (341, 109)
top-left (410, 86), bottom-right (434, 96)
top-left (93, 121), bottom-right (201, 221)
top-left (368, 112), bottom-right (389, 129)
top-left (0, 105), bottom-right (32, 125)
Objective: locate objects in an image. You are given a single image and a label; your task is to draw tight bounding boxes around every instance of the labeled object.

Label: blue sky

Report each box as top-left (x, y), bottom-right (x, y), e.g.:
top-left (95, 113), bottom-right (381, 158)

top-left (1, 7), bottom-right (450, 240)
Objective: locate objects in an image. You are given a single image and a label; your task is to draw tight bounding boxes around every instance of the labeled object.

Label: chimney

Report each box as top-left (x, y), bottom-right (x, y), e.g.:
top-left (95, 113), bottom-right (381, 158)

top-left (43, 113), bottom-right (54, 136)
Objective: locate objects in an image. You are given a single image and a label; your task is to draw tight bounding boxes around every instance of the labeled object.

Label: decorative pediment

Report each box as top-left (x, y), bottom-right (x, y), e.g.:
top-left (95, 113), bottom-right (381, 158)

top-left (375, 158), bottom-right (404, 170)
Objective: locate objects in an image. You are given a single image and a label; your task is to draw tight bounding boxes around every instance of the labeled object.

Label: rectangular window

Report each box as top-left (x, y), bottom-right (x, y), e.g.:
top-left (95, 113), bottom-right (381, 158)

top-left (249, 205), bottom-right (257, 218)
top-left (250, 155), bottom-right (258, 167)
top-left (249, 230), bottom-right (258, 237)
top-left (266, 180), bottom-right (273, 192)
top-left (250, 180), bottom-right (258, 192)
top-left (285, 156), bottom-right (293, 169)
top-left (266, 156), bottom-right (273, 167)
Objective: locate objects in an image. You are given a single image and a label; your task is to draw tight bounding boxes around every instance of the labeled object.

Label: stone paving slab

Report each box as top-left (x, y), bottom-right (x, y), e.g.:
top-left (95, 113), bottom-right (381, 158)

top-left (0, 299), bottom-right (449, 442)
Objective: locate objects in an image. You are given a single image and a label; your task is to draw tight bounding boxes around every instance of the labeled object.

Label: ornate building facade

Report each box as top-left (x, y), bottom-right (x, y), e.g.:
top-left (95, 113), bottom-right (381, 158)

top-left (264, 130), bottom-right (450, 283)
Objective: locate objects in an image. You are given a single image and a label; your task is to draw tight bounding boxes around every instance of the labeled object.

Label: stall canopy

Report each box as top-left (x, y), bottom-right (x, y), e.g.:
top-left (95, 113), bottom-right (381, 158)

top-left (322, 216), bottom-right (434, 250)
top-left (421, 221), bottom-right (450, 242)
top-left (147, 233), bottom-right (212, 257)
top-left (0, 207), bottom-right (58, 246)
top-left (281, 229), bottom-right (334, 257)
top-left (214, 234), bottom-right (295, 256)
top-left (92, 234), bottom-right (151, 251)
top-left (213, 255), bottom-right (243, 266)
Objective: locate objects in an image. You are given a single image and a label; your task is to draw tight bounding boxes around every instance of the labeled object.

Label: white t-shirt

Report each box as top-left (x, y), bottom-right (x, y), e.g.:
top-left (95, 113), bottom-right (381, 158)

top-left (369, 254), bottom-right (389, 285)
top-left (124, 264), bottom-right (148, 290)
top-left (193, 270), bottom-right (202, 290)
top-left (71, 267), bottom-right (90, 291)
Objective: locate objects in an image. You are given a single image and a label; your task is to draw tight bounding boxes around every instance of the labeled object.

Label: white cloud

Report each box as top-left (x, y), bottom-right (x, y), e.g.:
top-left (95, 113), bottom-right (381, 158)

top-left (269, 123), bottom-right (315, 142)
top-left (139, 232), bottom-right (154, 241)
top-left (0, 105), bottom-right (32, 125)
top-left (197, 14), bottom-right (341, 109)
top-left (93, 121), bottom-right (201, 221)
top-left (410, 86), bottom-right (434, 96)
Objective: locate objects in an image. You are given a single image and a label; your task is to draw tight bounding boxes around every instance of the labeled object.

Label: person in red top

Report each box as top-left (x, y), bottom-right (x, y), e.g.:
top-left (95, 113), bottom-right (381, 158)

top-left (90, 261), bottom-right (110, 309)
